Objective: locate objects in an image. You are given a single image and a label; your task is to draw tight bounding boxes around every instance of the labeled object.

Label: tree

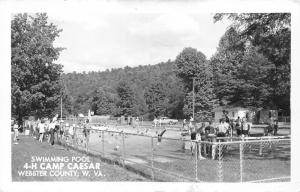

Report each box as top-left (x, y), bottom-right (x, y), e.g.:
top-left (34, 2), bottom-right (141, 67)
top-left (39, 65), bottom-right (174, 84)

top-left (116, 81), bottom-right (137, 116)
top-left (90, 88), bottom-right (118, 115)
top-left (214, 13), bottom-right (290, 111)
top-left (11, 13), bottom-right (64, 123)
top-left (236, 45), bottom-right (275, 107)
top-left (175, 47), bottom-right (216, 121)
top-left (144, 81), bottom-right (169, 118)
top-left (175, 47), bottom-right (207, 90)
top-left (210, 27), bottom-right (245, 106)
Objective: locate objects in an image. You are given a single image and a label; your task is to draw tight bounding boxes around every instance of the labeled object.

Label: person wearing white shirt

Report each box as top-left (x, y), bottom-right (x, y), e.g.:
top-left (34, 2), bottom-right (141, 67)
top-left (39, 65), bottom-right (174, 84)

top-left (38, 121), bottom-right (45, 142)
top-left (217, 119), bottom-right (229, 136)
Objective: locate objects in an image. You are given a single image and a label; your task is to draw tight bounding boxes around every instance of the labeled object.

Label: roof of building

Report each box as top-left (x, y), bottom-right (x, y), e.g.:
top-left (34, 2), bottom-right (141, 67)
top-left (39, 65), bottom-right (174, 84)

top-left (213, 106), bottom-right (250, 112)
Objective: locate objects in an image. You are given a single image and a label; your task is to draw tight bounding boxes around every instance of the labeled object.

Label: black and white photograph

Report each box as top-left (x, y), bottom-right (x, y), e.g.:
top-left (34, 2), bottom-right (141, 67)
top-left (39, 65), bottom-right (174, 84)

top-left (1, 0), bottom-right (300, 191)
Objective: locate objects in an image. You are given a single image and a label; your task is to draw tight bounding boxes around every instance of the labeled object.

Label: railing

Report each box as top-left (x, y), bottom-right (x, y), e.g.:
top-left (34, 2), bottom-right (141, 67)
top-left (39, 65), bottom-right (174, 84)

top-left (57, 126), bottom-right (291, 182)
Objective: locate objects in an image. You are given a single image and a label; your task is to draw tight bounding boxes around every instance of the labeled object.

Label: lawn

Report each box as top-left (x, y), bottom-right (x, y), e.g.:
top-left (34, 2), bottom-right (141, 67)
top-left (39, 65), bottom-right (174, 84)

top-left (12, 135), bottom-right (149, 181)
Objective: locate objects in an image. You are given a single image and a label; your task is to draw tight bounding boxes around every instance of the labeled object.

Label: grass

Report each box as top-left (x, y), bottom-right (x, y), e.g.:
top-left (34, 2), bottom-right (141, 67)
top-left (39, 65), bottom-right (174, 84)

top-left (14, 123), bottom-right (290, 182)
top-left (11, 135), bottom-right (149, 181)
top-left (83, 126), bottom-right (290, 182)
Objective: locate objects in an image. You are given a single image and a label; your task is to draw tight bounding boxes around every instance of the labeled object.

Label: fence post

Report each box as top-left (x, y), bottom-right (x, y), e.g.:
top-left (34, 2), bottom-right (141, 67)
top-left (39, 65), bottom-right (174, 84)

top-left (259, 137), bottom-right (263, 156)
top-left (151, 136), bottom-right (154, 181)
top-left (86, 130), bottom-right (89, 154)
top-left (239, 139), bottom-right (244, 182)
top-left (195, 140), bottom-right (198, 181)
top-left (218, 141), bottom-right (223, 182)
top-left (122, 132), bottom-right (126, 167)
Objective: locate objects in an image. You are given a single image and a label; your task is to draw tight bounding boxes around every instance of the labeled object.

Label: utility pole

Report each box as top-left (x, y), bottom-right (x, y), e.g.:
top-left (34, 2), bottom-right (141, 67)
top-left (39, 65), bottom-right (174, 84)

top-left (192, 77), bottom-right (195, 120)
top-left (60, 97), bottom-right (62, 121)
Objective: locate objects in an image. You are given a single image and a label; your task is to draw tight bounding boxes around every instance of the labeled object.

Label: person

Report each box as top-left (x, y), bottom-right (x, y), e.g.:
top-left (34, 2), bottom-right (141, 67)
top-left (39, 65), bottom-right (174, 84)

top-left (195, 127), bottom-right (206, 160)
top-left (59, 122), bottom-right (65, 141)
top-left (182, 119), bottom-right (187, 131)
top-left (241, 117), bottom-right (251, 137)
top-left (274, 119), bottom-right (279, 136)
top-left (265, 121), bottom-right (274, 136)
top-left (217, 119), bottom-right (229, 138)
top-left (52, 114), bottom-right (58, 123)
top-left (190, 122), bottom-right (197, 156)
top-left (204, 122), bottom-right (217, 159)
top-left (38, 120), bottom-right (45, 142)
top-left (44, 120), bottom-right (50, 142)
top-left (153, 117), bottom-right (158, 128)
top-left (13, 122), bottom-right (19, 144)
top-left (34, 121), bottom-right (39, 139)
top-left (223, 110), bottom-right (230, 124)
top-left (48, 121), bottom-right (56, 145)
top-left (68, 124), bottom-right (75, 146)
top-left (54, 123), bottom-right (60, 142)
top-left (190, 116), bottom-right (194, 122)
top-left (157, 128), bottom-right (167, 145)
top-left (229, 119), bottom-right (235, 137)
top-left (235, 116), bottom-right (242, 136)
top-left (83, 119), bottom-right (90, 146)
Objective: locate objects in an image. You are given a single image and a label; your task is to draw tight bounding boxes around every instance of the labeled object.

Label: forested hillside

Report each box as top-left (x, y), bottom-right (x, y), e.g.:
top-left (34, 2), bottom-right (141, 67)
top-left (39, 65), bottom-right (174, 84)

top-left (62, 60), bottom-right (186, 119)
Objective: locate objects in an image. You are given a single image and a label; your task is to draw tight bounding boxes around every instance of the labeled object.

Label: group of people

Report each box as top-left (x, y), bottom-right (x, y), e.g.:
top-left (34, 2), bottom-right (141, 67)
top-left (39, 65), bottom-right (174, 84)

top-left (27, 115), bottom-right (60, 145)
top-left (12, 114), bottom-right (93, 147)
top-left (264, 119), bottom-right (279, 136)
top-left (182, 115), bottom-right (252, 160)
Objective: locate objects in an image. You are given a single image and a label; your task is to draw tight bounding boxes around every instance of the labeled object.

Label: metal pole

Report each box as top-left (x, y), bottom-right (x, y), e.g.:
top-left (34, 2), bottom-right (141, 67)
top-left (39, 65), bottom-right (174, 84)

top-left (86, 131), bottom-right (89, 154)
top-left (192, 77), bottom-right (195, 120)
top-left (218, 141), bottom-right (223, 182)
top-left (60, 97), bottom-right (62, 121)
top-left (151, 136), bottom-right (154, 181)
top-left (195, 140), bottom-right (198, 181)
top-left (240, 139), bottom-right (244, 182)
top-left (122, 132), bottom-right (126, 167)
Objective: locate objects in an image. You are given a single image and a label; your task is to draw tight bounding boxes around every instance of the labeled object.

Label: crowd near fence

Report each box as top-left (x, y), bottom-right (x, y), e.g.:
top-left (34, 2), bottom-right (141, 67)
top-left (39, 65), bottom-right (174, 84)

top-left (57, 124), bottom-right (290, 183)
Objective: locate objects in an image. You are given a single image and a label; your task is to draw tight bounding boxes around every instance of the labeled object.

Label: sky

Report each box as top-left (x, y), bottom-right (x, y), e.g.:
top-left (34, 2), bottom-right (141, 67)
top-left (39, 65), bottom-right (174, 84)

top-left (48, 11), bottom-right (231, 73)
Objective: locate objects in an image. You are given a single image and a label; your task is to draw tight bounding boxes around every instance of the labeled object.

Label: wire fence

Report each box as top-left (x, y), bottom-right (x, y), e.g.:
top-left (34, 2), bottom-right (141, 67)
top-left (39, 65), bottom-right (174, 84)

top-left (57, 126), bottom-right (290, 182)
